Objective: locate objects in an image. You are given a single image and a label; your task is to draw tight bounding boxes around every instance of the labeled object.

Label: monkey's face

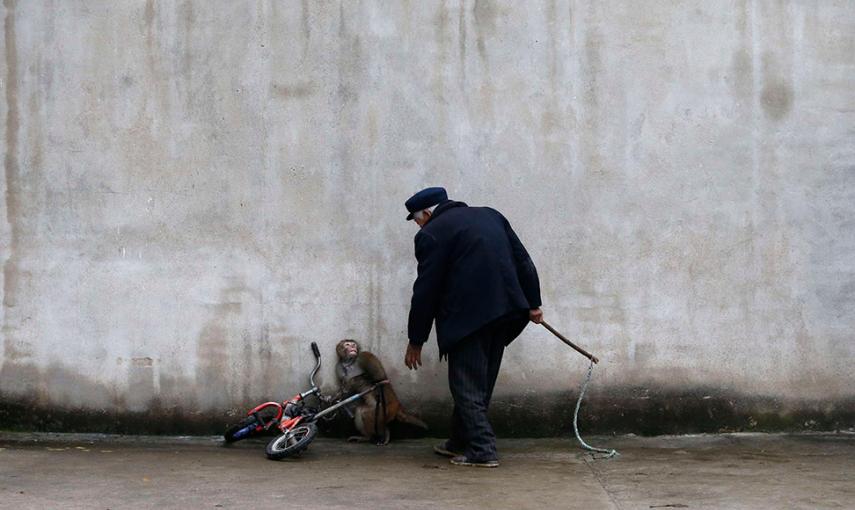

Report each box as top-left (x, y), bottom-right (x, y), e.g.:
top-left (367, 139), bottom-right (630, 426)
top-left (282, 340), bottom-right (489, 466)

top-left (337, 340), bottom-right (360, 361)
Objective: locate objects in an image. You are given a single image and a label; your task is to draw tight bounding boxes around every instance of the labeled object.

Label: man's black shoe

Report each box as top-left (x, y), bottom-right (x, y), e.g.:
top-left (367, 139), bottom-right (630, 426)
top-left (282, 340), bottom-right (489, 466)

top-left (450, 455), bottom-right (499, 468)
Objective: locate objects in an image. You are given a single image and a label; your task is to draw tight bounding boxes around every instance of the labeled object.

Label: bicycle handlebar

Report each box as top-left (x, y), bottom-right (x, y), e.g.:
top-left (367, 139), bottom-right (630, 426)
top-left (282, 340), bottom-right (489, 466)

top-left (309, 343), bottom-right (322, 389)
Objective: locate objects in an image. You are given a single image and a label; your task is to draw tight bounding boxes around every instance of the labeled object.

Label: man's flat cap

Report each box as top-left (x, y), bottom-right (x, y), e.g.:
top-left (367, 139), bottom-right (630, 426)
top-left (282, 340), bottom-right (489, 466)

top-left (405, 187), bottom-right (448, 220)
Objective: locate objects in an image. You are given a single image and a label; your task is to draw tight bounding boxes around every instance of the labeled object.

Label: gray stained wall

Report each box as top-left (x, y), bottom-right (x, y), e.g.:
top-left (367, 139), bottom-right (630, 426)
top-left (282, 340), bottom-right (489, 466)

top-left (1, 1), bottom-right (853, 435)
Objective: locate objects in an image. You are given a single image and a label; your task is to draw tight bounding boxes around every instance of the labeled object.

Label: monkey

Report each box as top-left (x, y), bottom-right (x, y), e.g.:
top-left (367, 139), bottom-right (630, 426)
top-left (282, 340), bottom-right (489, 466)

top-left (334, 339), bottom-right (428, 445)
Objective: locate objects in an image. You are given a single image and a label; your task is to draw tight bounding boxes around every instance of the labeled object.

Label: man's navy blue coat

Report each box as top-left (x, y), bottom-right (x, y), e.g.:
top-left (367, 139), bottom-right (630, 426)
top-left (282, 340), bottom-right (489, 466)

top-left (407, 200), bottom-right (542, 355)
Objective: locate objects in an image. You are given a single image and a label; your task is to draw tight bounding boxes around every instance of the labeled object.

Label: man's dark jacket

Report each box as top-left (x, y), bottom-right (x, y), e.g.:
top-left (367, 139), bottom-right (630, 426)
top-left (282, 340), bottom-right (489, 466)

top-left (407, 200), bottom-right (542, 354)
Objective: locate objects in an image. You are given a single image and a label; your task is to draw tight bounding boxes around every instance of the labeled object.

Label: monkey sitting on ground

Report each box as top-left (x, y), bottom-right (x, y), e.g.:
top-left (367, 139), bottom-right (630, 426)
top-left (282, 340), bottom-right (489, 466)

top-left (334, 339), bottom-right (428, 445)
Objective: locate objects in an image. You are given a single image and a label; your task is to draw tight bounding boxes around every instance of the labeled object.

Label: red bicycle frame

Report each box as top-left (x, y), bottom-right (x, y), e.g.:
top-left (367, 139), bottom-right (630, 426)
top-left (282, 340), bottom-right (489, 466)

top-left (246, 393), bottom-right (304, 433)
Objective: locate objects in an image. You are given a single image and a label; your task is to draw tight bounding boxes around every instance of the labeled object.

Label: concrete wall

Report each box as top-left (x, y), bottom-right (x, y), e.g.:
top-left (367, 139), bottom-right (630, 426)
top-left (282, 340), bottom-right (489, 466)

top-left (1, 0), bottom-right (853, 435)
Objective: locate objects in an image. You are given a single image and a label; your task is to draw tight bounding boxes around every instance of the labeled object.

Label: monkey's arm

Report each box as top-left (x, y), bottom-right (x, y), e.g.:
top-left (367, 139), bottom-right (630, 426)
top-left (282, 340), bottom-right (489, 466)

top-left (357, 351), bottom-right (388, 383)
top-left (331, 362), bottom-right (354, 399)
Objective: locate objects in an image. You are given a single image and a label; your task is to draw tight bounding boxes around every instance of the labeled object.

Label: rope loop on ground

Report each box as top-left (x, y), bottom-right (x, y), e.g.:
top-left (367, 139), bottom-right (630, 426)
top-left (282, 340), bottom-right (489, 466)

top-left (573, 360), bottom-right (619, 459)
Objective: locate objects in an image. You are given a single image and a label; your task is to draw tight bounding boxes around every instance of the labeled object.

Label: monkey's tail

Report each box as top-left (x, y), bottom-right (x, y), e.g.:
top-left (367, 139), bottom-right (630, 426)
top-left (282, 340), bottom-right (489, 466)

top-left (395, 410), bottom-right (429, 430)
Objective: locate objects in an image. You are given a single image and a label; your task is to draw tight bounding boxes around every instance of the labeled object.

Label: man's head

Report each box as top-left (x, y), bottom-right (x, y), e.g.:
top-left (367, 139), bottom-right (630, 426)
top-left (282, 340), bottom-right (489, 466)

top-left (412, 205), bottom-right (436, 227)
top-left (405, 187), bottom-right (448, 227)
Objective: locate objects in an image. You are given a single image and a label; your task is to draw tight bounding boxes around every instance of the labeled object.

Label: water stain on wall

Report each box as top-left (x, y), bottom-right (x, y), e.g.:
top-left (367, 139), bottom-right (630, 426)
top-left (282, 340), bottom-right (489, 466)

top-left (143, 0), bottom-right (155, 30)
top-left (177, 0), bottom-right (196, 86)
top-left (432, 0), bottom-right (450, 106)
top-left (726, 0), bottom-right (761, 133)
top-left (193, 283), bottom-right (287, 410)
top-left (271, 82), bottom-right (316, 99)
top-left (578, 3), bottom-right (603, 175)
top-left (0, 0), bottom-right (36, 402)
top-left (126, 357), bottom-right (157, 411)
top-left (458, 0), bottom-right (466, 86)
top-left (730, 49), bottom-right (753, 100)
top-left (26, 75), bottom-right (43, 186)
top-left (472, 0), bottom-right (499, 65)
top-left (0, 358), bottom-right (38, 398)
top-left (44, 361), bottom-right (116, 410)
top-left (6, 384), bottom-right (850, 437)
top-left (300, 0), bottom-right (310, 47)
top-left (546, 0), bottom-right (558, 89)
top-left (195, 306), bottom-right (236, 410)
top-left (0, 358), bottom-right (217, 434)
top-left (757, 2), bottom-right (794, 122)
top-left (760, 76), bottom-right (793, 121)
top-left (3, 0), bottom-right (20, 310)
top-left (363, 262), bottom-right (390, 354)
top-left (141, 0), bottom-right (172, 120)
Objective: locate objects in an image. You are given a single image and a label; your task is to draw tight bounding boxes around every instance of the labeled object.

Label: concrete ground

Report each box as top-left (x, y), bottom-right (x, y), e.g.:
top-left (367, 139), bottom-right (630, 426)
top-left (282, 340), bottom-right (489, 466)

top-left (0, 432), bottom-right (852, 509)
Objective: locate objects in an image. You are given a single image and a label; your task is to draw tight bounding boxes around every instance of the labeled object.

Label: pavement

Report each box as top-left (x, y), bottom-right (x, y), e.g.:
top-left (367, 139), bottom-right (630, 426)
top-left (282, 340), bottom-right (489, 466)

top-left (0, 432), bottom-right (852, 509)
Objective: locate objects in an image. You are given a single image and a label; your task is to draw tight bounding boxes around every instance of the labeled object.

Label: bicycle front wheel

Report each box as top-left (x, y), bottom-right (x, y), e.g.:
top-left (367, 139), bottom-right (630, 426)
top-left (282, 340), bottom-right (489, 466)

top-left (265, 423), bottom-right (318, 460)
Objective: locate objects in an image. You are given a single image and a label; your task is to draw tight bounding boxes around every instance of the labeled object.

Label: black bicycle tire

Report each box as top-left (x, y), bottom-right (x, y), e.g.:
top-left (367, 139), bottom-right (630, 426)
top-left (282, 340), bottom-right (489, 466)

top-left (265, 423), bottom-right (318, 460)
top-left (223, 416), bottom-right (259, 443)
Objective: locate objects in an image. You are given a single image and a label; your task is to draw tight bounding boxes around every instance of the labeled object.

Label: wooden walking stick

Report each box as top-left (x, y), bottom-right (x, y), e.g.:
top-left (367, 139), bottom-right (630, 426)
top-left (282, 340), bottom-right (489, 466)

top-left (540, 321), bottom-right (599, 364)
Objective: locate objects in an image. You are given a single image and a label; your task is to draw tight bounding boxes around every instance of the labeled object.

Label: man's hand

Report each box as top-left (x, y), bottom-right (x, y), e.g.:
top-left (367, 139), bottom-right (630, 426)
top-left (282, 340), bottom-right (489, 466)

top-left (405, 343), bottom-right (423, 370)
top-left (529, 307), bottom-right (544, 324)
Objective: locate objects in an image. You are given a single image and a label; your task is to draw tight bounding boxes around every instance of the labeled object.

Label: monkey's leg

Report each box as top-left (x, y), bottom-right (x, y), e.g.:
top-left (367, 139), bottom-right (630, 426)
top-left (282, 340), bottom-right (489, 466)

top-left (354, 401), bottom-right (390, 445)
top-left (375, 427), bottom-right (390, 446)
top-left (350, 403), bottom-right (375, 442)
top-left (370, 404), bottom-right (391, 446)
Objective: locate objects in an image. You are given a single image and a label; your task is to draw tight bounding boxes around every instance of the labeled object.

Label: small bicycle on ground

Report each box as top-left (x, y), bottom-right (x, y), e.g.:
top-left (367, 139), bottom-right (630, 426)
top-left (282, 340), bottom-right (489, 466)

top-left (223, 342), bottom-right (387, 460)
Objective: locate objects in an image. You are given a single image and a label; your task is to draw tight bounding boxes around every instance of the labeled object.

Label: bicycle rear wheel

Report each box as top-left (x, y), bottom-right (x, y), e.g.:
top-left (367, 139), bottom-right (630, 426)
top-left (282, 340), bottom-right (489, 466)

top-left (265, 423), bottom-right (318, 460)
